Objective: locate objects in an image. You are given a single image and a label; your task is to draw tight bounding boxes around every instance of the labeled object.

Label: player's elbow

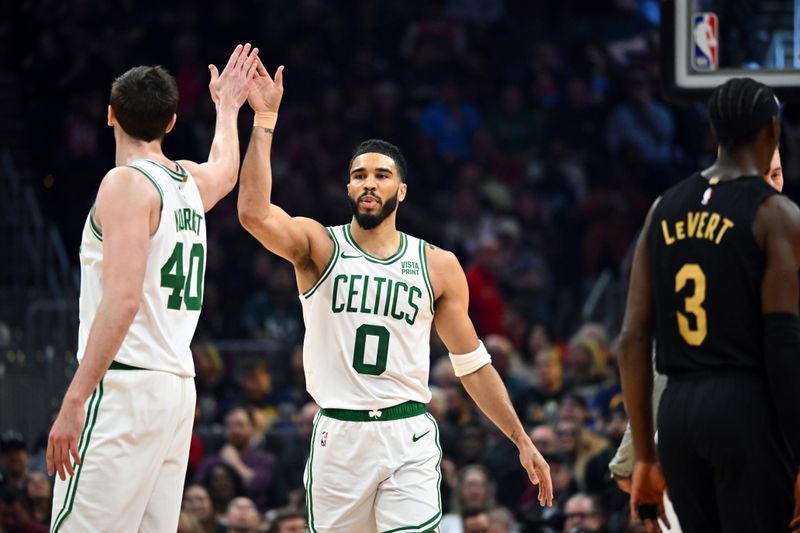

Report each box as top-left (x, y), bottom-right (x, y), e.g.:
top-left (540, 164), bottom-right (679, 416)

top-left (238, 205), bottom-right (268, 233)
top-left (109, 292), bottom-right (141, 320)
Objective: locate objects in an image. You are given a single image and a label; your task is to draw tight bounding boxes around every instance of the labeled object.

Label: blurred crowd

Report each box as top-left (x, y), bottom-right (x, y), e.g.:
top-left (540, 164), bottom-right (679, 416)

top-left (4, 0), bottom-right (797, 531)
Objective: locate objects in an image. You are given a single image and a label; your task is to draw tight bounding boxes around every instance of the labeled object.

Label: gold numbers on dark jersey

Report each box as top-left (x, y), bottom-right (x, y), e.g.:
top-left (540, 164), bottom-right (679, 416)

top-left (675, 264), bottom-right (707, 346)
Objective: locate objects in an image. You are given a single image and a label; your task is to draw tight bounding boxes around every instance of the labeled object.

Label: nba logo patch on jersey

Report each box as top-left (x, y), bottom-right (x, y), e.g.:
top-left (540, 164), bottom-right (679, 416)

top-left (692, 13), bottom-right (718, 71)
top-left (701, 187), bottom-right (713, 205)
top-left (320, 431), bottom-right (328, 447)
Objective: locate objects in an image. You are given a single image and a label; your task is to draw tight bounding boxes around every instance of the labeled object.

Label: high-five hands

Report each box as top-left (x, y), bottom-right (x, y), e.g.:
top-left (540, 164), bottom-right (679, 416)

top-left (247, 59), bottom-right (284, 114)
top-left (208, 43), bottom-right (260, 108)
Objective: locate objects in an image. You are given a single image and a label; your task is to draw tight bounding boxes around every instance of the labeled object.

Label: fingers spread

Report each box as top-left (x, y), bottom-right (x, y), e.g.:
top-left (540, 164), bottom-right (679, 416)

top-left (236, 43), bottom-right (252, 70)
top-left (225, 44), bottom-right (243, 71)
top-left (208, 64), bottom-right (219, 82)
top-left (244, 48), bottom-right (259, 78)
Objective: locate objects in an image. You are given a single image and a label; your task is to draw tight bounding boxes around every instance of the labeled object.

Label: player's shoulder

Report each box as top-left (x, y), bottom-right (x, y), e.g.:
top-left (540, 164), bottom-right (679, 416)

top-left (754, 193), bottom-right (800, 246)
top-left (97, 165), bottom-right (162, 204)
top-left (756, 193), bottom-right (800, 227)
top-left (423, 242), bottom-right (461, 272)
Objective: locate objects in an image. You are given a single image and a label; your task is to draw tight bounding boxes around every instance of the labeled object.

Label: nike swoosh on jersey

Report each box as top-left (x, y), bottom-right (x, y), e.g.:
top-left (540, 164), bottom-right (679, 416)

top-left (340, 252), bottom-right (363, 259)
top-left (412, 430), bottom-right (431, 442)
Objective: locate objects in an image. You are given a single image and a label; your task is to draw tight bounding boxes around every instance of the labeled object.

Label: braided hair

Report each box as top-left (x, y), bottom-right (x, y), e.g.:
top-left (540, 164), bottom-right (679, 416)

top-left (707, 78), bottom-right (779, 150)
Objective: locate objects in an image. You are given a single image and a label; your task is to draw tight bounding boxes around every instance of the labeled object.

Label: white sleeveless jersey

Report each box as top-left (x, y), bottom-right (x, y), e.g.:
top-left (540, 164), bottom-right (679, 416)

top-left (77, 159), bottom-right (206, 377)
top-left (300, 224), bottom-right (436, 410)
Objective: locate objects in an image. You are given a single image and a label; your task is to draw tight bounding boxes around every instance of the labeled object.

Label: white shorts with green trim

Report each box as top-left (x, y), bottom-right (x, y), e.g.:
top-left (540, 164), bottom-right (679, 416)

top-left (305, 401), bottom-right (442, 533)
top-left (50, 363), bottom-right (195, 533)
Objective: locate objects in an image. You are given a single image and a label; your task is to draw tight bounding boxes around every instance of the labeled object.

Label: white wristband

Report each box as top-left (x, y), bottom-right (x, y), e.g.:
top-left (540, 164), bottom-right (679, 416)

top-left (449, 341), bottom-right (492, 377)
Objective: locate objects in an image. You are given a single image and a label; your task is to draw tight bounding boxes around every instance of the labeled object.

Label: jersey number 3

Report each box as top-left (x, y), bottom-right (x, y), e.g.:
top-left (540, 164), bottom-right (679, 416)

top-left (160, 242), bottom-right (205, 311)
top-left (675, 263), bottom-right (707, 346)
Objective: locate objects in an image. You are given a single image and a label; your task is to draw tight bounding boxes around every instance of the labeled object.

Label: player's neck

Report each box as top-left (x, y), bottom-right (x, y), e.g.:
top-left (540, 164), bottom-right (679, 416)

top-left (703, 148), bottom-right (764, 181)
top-left (349, 217), bottom-right (401, 258)
top-left (114, 134), bottom-right (169, 168)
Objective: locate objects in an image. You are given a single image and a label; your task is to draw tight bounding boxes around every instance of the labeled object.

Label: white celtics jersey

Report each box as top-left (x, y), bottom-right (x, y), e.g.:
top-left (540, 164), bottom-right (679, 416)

top-left (300, 224), bottom-right (435, 410)
top-left (77, 159), bottom-right (206, 377)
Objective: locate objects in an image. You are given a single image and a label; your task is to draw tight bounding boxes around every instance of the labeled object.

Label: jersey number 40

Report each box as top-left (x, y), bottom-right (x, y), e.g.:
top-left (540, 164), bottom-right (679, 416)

top-left (160, 242), bottom-right (206, 311)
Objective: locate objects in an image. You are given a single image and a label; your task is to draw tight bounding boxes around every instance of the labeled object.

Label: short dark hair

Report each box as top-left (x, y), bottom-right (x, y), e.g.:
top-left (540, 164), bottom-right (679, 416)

top-left (349, 139), bottom-right (408, 182)
top-left (269, 508), bottom-right (307, 532)
top-left (110, 65), bottom-right (178, 142)
top-left (707, 77), bottom-right (779, 150)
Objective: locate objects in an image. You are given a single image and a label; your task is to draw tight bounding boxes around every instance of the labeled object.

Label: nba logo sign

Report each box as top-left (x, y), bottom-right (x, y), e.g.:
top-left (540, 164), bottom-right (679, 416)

top-left (692, 13), bottom-right (718, 71)
top-left (320, 431), bottom-right (328, 447)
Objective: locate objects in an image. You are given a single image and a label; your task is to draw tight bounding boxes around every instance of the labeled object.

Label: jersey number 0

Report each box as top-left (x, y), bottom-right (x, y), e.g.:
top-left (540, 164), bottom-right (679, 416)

top-left (352, 324), bottom-right (389, 375)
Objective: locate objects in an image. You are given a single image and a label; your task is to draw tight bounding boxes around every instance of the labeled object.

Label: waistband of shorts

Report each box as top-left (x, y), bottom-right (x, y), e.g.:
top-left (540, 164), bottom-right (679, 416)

top-left (108, 360), bottom-right (147, 371)
top-left (319, 401), bottom-right (426, 422)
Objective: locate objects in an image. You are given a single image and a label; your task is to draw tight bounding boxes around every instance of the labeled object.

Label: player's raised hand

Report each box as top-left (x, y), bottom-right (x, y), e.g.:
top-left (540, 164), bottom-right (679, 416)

top-left (518, 439), bottom-right (553, 507)
top-left (46, 400), bottom-right (84, 481)
top-left (247, 59), bottom-right (284, 113)
top-left (208, 43), bottom-right (260, 109)
top-left (631, 460), bottom-right (669, 533)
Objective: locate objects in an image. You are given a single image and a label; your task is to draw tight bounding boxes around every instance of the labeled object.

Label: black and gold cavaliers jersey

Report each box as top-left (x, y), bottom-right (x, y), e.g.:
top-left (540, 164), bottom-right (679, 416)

top-left (646, 173), bottom-right (778, 376)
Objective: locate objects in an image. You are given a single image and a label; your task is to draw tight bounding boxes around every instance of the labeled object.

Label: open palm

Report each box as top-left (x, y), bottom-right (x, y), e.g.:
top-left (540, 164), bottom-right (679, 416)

top-left (208, 43), bottom-right (259, 109)
top-left (248, 60), bottom-right (284, 113)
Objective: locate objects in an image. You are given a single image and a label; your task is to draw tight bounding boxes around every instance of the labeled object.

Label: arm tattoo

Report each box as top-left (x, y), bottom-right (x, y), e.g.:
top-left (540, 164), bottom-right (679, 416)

top-left (261, 127), bottom-right (274, 134)
top-left (427, 243), bottom-right (437, 250)
top-left (509, 430), bottom-right (519, 444)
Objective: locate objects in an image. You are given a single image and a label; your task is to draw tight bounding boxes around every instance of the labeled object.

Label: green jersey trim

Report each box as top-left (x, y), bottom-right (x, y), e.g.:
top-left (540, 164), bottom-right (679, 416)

top-left (319, 400), bottom-right (426, 422)
top-left (51, 379), bottom-right (104, 532)
top-left (142, 158), bottom-right (189, 182)
top-left (89, 205), bottom-right (103, 242)
top-left (419, 240), bottom-right (435, 314)
top-left (127, 164), bottom-right (164, 212)
top-left (303, 227), bottom-right (340, 299)
top-left (344, 224), bottom-right (407, 264)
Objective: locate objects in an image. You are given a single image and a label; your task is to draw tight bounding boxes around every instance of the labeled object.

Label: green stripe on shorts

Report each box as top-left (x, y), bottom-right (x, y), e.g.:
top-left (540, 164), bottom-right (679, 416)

top-left (51, 379), bottom-right (104, 532)
top-left (305, 411), bottom-right (321, 533)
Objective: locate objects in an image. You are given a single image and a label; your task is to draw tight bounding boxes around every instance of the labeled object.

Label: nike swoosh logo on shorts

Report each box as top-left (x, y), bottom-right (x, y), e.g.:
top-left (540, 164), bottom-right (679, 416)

top-left (340, 252), bottom-right (362, 259)
top-left (412, 430), bottom-right (431, 442)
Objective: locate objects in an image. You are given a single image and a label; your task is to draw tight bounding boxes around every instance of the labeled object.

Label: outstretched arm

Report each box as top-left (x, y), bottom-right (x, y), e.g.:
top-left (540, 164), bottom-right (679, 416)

top-left (46, 167), bottom-right (159, 480)
top-left (238, 59), bottom-right (331, 291)
top-left (427, 245), bottom-right (553, 507)
top-left (181, 43), bottom-right (259, 212)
